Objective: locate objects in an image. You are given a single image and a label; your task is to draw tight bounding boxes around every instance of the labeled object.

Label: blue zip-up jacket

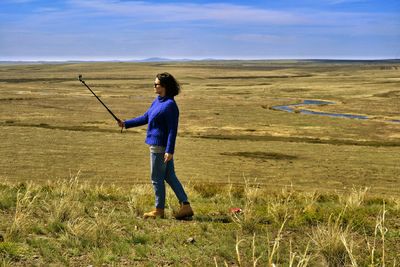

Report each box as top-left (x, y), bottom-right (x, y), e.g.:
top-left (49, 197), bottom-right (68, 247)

top-left (125, 96), bottom-right (179, 154)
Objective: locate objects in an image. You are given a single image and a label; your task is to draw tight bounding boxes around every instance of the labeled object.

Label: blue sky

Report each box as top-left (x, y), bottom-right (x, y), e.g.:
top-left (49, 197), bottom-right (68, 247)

top-left (0, 0), bottom-right (399, 60)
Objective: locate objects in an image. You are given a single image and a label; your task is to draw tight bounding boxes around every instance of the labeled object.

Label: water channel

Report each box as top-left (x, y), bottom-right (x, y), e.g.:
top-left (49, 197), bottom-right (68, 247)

top-left (271, 100), bottom-right (400, 123)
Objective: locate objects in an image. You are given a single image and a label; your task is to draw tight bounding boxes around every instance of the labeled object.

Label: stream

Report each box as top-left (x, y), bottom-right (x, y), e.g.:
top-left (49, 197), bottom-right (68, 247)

top-left (271, 100), bottom-right (400, 123)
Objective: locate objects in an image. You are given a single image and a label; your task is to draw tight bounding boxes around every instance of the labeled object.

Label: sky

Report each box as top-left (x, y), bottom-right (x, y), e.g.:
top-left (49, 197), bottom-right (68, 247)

top-left (0, 0), bottom-right (399, 61)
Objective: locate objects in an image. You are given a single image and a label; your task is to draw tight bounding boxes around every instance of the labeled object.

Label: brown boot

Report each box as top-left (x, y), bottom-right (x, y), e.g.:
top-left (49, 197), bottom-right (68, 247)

top-left (174, 204), bottom-right (194, 220)
top-left (143, 208), bottom-right (165, 219)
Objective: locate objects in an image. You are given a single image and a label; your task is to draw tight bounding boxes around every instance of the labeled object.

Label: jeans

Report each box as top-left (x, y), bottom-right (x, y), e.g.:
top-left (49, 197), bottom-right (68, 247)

top-left (150, 152), bottom-right (188, 209)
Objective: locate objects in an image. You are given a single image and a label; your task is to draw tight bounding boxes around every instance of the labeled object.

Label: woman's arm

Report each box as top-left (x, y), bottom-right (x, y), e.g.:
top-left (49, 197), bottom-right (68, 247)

top-left (122, 100), bottom-right (155, 129)
top-left (165, 103), bottom-right (179, 154)
top-left (124, 112), bottom-right (149, 129)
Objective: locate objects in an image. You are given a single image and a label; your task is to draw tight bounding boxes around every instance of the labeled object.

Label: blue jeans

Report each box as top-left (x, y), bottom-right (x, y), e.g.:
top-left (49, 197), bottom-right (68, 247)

top-left (150, 153), bottom-right (188, 209)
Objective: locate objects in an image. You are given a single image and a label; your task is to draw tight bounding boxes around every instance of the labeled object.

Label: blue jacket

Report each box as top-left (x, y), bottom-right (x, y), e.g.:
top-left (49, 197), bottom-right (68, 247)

top-left (125, 96), bottom-right (179, 154)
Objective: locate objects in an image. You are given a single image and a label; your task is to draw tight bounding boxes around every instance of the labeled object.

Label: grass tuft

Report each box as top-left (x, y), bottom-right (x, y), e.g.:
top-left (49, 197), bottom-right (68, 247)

top-left (311, 209), bottom-right (352, 267)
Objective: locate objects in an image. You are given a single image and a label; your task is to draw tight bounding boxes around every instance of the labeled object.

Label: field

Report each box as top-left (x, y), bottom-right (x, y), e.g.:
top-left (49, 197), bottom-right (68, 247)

top-left (0, 60), bottom-right (399, 265)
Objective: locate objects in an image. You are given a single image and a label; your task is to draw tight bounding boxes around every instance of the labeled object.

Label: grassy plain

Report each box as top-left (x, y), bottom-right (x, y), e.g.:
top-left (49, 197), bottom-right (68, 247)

top-left (0, 61), bottom-right (399, 194)
top-left (0, 60), bottom-right (400, 265)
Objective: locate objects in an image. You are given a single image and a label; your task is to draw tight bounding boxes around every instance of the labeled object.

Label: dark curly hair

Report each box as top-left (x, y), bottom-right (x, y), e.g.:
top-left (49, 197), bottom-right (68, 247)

top-left (156, 72), bottom-right (180, 97)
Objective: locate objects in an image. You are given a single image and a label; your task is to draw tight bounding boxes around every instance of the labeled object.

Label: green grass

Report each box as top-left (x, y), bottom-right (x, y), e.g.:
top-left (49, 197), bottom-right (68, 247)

top-left (0, 178), bottom-right (399, 266)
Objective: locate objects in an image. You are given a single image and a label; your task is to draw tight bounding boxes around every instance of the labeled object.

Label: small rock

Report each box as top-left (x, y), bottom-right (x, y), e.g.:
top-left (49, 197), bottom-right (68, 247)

top-left (186, 237), bottom-right (195, 244)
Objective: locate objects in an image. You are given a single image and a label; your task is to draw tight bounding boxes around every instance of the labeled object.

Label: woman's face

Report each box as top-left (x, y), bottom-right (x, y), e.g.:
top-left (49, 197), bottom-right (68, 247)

top-left (154, 78), bottom-right (166, 96)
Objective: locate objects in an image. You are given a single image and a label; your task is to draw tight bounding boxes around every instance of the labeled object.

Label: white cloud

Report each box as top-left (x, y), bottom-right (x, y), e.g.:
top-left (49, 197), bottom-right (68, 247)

top-left (1, 0), bottom-right (398, 60)
top-left (68, 0), bottom-right (309, 25)
top-left (65, 0), bottom-right (399, 36)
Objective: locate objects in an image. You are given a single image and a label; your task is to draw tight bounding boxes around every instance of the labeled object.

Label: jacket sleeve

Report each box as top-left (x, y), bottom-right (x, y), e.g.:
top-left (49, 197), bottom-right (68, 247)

top-left (165, 102), bottom-right (179, 154)
top-left (124, 112), bottom-right (148, 129)
top-left (124, 101), bottom-right (154, 129)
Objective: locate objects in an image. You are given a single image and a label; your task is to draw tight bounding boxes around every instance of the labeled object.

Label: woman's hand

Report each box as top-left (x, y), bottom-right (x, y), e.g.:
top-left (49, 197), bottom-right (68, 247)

top-left (117, 120), bottom-right (125, 128)
top-left (164, 153), bottom-right (173, 163)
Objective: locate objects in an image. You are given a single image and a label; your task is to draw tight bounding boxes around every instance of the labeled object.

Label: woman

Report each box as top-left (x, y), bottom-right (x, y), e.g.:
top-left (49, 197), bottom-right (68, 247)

top-left (118, 72), bottom-right (193, 220)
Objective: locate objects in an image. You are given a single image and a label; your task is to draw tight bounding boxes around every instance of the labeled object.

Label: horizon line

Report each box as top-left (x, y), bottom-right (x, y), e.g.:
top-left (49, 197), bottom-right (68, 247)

top-left (1, 57), bottom-right (399, 63)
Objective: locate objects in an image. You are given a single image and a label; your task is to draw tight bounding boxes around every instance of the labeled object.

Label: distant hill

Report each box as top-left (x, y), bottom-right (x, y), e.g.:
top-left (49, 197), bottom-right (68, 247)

top-left (133, 57), bottom-right (194, 62)
top-left (135, 57), bottom-right (172, 62)
top-left (0, 58), bottom-right (399, 64)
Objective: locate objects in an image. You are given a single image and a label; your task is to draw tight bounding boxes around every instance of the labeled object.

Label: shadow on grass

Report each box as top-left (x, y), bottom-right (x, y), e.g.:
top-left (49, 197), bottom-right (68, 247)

top-left (0, 77), bottom-right (145, 83)
top-left (221, 151), bottom-right (298, 161)
top-left (194, 214), bottom-right (232, 224)
top-left (0, 121), bottom-right (137, 134)
top-left (207, 74), bottom-right (313, 79)
top-left (193, 134), bottom-right (400, 147)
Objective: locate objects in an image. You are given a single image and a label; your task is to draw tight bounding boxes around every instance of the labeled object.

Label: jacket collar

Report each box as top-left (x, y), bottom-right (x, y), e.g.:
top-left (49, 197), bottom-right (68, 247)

top-left (157, 95), bottom-right (173, 102)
